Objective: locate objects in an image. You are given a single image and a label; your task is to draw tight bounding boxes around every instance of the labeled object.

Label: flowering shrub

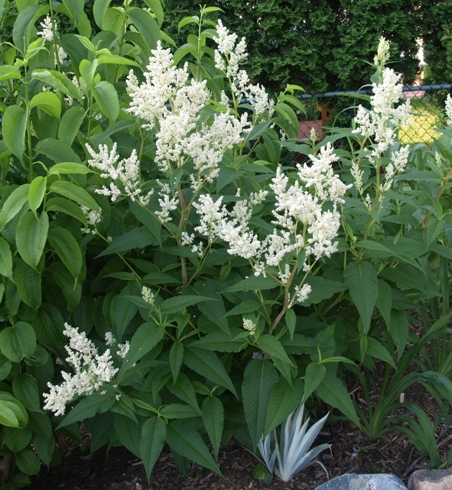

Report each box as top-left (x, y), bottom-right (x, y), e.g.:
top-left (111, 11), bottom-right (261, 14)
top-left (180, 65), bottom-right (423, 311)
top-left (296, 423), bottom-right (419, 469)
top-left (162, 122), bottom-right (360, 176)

top-left (1, 1), bottom-right (452, 487)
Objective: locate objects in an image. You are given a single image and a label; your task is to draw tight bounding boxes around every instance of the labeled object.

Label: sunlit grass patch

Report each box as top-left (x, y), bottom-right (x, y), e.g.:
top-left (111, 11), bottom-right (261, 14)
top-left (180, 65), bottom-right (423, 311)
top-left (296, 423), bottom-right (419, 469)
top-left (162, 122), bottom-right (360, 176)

top-left (400, 97), bottom-right (444, 145)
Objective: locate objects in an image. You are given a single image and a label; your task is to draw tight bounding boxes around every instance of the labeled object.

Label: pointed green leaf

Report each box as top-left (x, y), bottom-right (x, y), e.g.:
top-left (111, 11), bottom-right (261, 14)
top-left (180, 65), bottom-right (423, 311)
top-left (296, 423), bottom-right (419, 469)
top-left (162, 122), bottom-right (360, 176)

top-left (14, 259), bottom-right (41, 309)
top-left (32, 69), bottom-right (83, 101)
top-left (114, 414), bottom-right (140, 456)
top-left (160, 404), bottom-right (199, 420)
top-left (16, 211), bottom-right (49, 269)
top-left (49, 180), bottom-right (99, 211)
top-left (57, 394), bottom-right (116, 429)
top-left (36, 138), bottom-right (81, 163)
top-left (264, 377), bottom-right (304, 435)
top-left (303, 362), bottom-right (326, 403)
top-left (2, 105), bottom-right (26, 163)
top-left (366, 337), bottom-right (396, 368)
top-left (128, 7), bottom-right (160, 51)
top-left (388, 310), bottom-right (409, 361)
top-left (225, 275), bottom-right (279, 292)
top-left (13, 4), bottom-right (48, 53)
top-left (29, 92), bottom-right (61, 119)
top-left (344, 261), bottom-right (378, 334)
top-left (257, 334), bottom-right (295, 366)
top-left (166, 421), bottom-right (222, 475)
top-left (114, 286), bottom-right (138, 339)
top-left (161, 295), bottom-right (217, 315)
top-left (202, 396), bottom-right (224, 457)
top-left (170, 342), bottom-right (184, 383)
top-left (0, 238), bottom-right (13, 278)
top-left (316, 370), bottom-right (360, 427)
top-left (28, 176), bottom-right (47, 215)
top-left (45, 197), bottom-right (87, 226)
top-left (61, 0), bottom-right (83, 21)
top-left (58, 106), bottom-right (86, 146)
top-left (0, 185), bottom-right (30, 229)
top-left (16, 449), bottom-right (41, 475)
top-left (190, 330), bottom-right (247, 353)
top-left (48, 227), bottom-right (83, 278)
top-left (184, 345), bottom-right (238, 398)
top-left (0, 322), bottom-right (37, 363)
top-left (285, 309), bottom-right (296, 340)
top-left (93, 0), bottom-right (111, 29)
top-left (97, 227), bottom-right (157, 257)
top-left (140, 416), bottom-right (166, 481)
top-left (168, 373), bottom-right (200, 412)
top-left (0, 65), bottom-right (21, 81)
top-left (12, 373), bottom-right (40, 412)
top-left (48, 163), bottom-right (93, 176)
top-left (118, 321), bottom-right (164, 377)
top-left (0, 402), bottom-right (20, 428)
top-left (376, 279), bottom-right (392, 328)
top-left (242, 360), bottom-right (279, 450)
top-left (92, 80), bottom-right (119, 122)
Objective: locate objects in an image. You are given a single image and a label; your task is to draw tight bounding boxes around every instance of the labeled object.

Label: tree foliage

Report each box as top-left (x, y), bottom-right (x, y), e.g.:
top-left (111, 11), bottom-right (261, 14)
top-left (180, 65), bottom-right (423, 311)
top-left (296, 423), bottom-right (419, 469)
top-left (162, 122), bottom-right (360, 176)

top-left (163, 0), bottom-right (422, 93)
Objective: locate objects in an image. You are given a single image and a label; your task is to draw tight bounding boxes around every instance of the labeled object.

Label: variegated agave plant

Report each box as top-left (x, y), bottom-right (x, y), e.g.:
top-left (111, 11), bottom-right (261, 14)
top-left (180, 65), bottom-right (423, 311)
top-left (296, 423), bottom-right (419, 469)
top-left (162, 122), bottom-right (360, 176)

top-left (258, 404), bottom-right (330, 481)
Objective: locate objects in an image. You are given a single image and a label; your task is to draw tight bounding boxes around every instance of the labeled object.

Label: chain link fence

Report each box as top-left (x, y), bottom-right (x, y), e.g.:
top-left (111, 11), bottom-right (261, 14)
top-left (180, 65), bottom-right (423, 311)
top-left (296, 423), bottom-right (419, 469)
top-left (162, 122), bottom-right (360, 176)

top-left (297, 83), bottom-right (452, 145)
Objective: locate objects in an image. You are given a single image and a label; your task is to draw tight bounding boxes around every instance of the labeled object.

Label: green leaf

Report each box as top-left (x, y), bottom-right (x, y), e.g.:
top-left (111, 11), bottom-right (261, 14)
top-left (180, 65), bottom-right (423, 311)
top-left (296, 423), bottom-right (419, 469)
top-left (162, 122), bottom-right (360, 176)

top-left (344, 261), bottom-right (378, 334)
top-left (14, 259), bottom-right (42, 309)
top-left (118, 321), bottom-right (164, 377)
top-left (29, 92), bottom-right (61, 119)
top-left (97, 227), bottom-right (157, 257)
top-left (48, 163), bottom-right (93, 176)
top-left (49, 180), bottom-right (99, 211)
top-left (242, 360), bottom-right (279, 450)
top-left (285, 309), bottom-right (296, 340)
top-left (161, 295), bottom-right (217, 315)
top-left (190, 330), bottom-right (247, 353)
top-left (16, 449), bottom-right (41, 475)
top-left (48, 227), bottom-right (83, 278)
top-left (114, 286), bottom-right (138, 339)
top-left (0, 184), bottom-right (30, 229)
top-left (303, 363), bottom-right (326, 403)
top-left (93, 0), bottom-right (111, 29)
top-left (36, 138), bottom-right (81, 163)
top-left (173, 43), bottom-right (197, 64)
top-left (202, 396), bottom-right (224, 457)
top-left (0, 65), bottom-right (21, 81)
top-left (0, 401), bottom-right (20, 428)
top-left (128, 7), bottom-right (161, 51)
top-left (57, 393), bottom-right (115, 429)
top-left (113, 414), bottom-right (140, 456)
top-left (264, 377), bottom-right (304, 435)
top-left (225, 275), bottom-right (279, 292)
top-left (388, 310), bottom-right (409, 361)
top-left (4, 426), bottom-right (33, 452)
top-left (301, 276), bottom-right (347, 306)
top-left (166, 421), bottom-right (221, 476)
top-left (140, 416), bottom-right (166, 482)
top-left (13, 4), bottom-right (48, 53)
top-left (366, 337), bottom-right (396, 368)
top-left (12, 373), bottom-right (41, 412)
top-left (0, 322), bottom-right (37, 363)
top-left (58, 106), bottom-right (86, 146)
top-left (16, 211), bottom-right (49, 269)
top-left (45, 197), bottom-right (88, 226)
top-left (160, 404), bottom-right (200, 419)
top-left (0, 394), bottom-right (28, 428)
top-left (61, 0), bottom-right (83, 21)
top-left (178, 16), bottom-right (199, 32)
top-left (184, 346), bottom-right (238, 398)
top-left (2, 105), bottom-right (26, 163)
top-left (168, 373), bottom-right (200, 412)
top-left (376, 279), bottom-right (392, 328)
top-left (316, 370), bottom-right (360, 427)
top-left (28, 176), bottom-right (47, 216)
top-left (0, 238), bottom-right (13, 278)
top-left (143, 0), bottom-right (164, 25)
top-left (257, 334), bottom-right (295, 366)
top-left (48, 262), bottom-right (81, 310)
top-left (92, 80), bottom-right (120, 122)
top-left (170, 342), bottom-right (184, 383)
top-left (97, 54), bottom-right (140, 67)
top-left (32, 69), bottom-right (83, 102)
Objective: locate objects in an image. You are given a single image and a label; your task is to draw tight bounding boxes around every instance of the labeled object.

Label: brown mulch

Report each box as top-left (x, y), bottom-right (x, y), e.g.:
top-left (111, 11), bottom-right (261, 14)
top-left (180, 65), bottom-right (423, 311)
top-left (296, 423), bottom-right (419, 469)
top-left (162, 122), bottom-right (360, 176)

top-left (27, 400), bottom-right (450, 490)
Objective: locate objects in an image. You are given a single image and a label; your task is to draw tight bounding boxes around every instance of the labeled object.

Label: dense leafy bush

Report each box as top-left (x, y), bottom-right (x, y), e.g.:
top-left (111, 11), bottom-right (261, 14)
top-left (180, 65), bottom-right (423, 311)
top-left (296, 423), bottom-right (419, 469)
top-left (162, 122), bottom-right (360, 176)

top-left (0, 1), bottom-right (452, 488)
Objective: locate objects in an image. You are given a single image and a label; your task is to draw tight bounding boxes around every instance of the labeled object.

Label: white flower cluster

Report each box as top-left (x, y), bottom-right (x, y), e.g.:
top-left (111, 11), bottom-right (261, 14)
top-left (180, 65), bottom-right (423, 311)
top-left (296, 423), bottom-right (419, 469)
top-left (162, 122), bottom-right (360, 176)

top-left (80, 205), bottom-right (102, 235)
top-left (37, 15), bottom-right (68, 65)
top-left (353, 67), bottom-right (411, 154)
top-left (86, 142), bottom-right (153, 205)
top-left (193, 143), bottom-right (349, 286)
top-left (214, 20), bottom-right (274, 119)
top-left (445, 94), bottom-right (452, 126)
top-left (126, 41), bottom-right (251, 203)
top-left (243, 318), bottom-right (257, 334)
top-left (43, 324), bottom-right (118, 416)
top-left (373, 36), bottom-right (391, 69)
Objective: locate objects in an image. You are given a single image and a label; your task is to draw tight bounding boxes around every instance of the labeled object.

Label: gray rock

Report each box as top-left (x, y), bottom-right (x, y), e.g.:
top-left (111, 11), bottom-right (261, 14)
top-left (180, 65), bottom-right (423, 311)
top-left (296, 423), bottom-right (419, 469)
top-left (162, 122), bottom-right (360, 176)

top-left (315, 473), bottom-right (407, 489)
top-left (407, 469), bottom-right (452, 490)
